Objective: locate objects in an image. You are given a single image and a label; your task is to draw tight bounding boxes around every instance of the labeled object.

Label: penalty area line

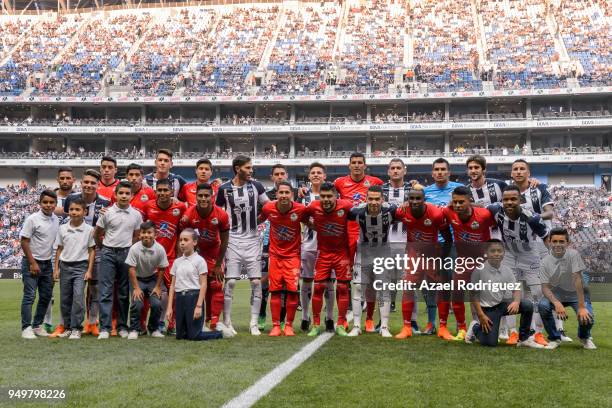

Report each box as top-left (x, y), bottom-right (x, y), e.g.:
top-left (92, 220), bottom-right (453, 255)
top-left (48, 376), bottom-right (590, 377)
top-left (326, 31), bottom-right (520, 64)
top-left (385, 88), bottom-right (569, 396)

top-left (221, 332), bottom-right (333, 408)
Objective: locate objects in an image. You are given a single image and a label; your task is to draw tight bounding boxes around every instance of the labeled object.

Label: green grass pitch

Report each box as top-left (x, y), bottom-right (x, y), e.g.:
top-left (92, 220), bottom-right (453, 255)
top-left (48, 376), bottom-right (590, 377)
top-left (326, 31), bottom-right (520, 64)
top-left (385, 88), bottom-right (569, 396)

top-left (1, 280), bottom-right (610, 408)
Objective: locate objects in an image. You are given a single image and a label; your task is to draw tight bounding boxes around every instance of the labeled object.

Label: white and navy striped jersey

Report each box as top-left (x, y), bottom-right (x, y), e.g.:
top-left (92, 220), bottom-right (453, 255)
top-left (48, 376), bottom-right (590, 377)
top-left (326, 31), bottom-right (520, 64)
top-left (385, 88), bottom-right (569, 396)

top-left (298, 189), bottom-right (319, 252)
top-left (216, 180), bottom-right (269, 240)
top-left (382, 182), bottom-right (411, 242)
top-left (487, 203), bottom-right (549, 253)
top-left (348, 203), bottom-right (398, 247)
top-left (467, 178), bottom-right (507, 205)
top-left (144, 172), bottom-right (186, 199)
top-left (518, 184), bottom-right (554, 214)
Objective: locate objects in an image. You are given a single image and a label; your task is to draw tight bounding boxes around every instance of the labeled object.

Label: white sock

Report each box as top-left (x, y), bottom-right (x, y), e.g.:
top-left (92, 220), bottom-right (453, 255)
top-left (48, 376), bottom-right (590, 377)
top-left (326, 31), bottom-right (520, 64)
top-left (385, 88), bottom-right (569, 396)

top-left (250, 279), bottom-right (262, 327)
top-left (506, 314), bottom-right (517, 333)
top-left (380, 301), bottom-right (391, 329)
top-left (301, 280), bottom-right (312, 321)
top-left (325, 280), bottom-right (335, 321)
top-left (351, 283), bottom-right (362, 328)
top-left (531, 312), bottom-right (544, 333)
top-left (44, 298), bottom-right (53, 325)
top-left (223, 279), bottom-right (236, 326)
top-left (88, 283), bottom-right (99, 324)
top-left (554, 313), bottom-right (565, 331)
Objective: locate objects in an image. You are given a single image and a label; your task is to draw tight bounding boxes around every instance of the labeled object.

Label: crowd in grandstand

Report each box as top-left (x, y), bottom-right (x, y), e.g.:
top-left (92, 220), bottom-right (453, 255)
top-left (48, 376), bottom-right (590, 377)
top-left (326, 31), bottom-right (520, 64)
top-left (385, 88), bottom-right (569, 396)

top-left (1, 1), bottom-right (609, 98)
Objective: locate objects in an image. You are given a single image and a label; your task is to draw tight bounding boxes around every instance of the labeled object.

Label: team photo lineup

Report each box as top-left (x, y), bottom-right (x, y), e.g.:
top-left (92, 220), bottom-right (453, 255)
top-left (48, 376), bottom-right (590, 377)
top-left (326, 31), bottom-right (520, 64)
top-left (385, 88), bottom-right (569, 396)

top-left (17, 149), bottom-right (597, 350)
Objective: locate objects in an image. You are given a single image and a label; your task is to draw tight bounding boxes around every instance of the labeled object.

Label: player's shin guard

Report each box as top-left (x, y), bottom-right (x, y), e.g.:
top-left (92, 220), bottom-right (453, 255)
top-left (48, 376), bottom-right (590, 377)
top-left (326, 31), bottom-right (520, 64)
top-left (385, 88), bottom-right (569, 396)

top-left (411, 301), bottom-right (419, 322)
top-left (425, 290), bottom-right (437, 325)
top-left (380, 300), bottom-right (390, 329)
top-left (159, 289), bottom-right (169, 326)
top-left (250, 279), bottom-right (262, 327)
top-left (285, 292), bottom-right (298, 327)
top-left (452, 302), bottom-right (466, 331)
top-left (351, 283), bottom-right (363, 328)
top-left (554, 313), bottom-right (565, 331)
top-left (528, 284), bottom-right (544, 333)
top-left (336, 281), bottom-right (350, 326)
top-left (505, 314), bottom-right (517, 332)
top-left (312, 281), bottom-right (326, 326)
top-left (366, 301), bottom-right (375, 321)
top-left (223, 279), bottom-right (237, 326)
top-left (402, 291), bottom-right (415, 325)
top-left (209, 280), bottom-right (224, 327)
top-left (325, 280), bottom-right (335, 321)
top-left (44, 299), bottom-right (53, 326)
top-left (301, 280), bottom-right (312, 322)
top-left (270, 292), bottom-right (282, 326)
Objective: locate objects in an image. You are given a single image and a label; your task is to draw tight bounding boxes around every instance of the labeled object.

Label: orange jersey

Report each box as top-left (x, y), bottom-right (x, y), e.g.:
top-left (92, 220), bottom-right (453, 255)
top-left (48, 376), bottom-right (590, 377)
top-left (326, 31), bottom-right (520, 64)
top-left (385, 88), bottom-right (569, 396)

top-left (179, 181), bottom-right (219, 207)
top-left (261, 201), bottom-right (308, 259)
top-left (97, 179), bottom-right (119, 202)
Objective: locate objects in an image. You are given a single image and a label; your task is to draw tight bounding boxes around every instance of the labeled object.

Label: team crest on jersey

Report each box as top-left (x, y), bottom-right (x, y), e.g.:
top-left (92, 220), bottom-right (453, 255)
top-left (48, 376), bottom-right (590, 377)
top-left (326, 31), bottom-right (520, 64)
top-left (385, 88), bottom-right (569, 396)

top-left (364, 180), bottom-right (371, 187)
top-left (141, 194), bottom-right (149, 202)
top-left (290, 213), bottom-right (298, 222)
top-left (172, 208), bottom-right (181, 217)
top-left (211, 218), bottom-right (218, 225)
top-left (471, 221), bottom-right (480, 230)
top-left (337, 209), bottom-right (345, 217)
top-left (422, 218), bottom-right (432, 226)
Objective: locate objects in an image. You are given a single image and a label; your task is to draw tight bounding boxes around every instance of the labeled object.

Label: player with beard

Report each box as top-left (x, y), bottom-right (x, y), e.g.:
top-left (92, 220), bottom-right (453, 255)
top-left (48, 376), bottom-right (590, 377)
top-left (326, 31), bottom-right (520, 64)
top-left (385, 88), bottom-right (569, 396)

top-left (259, 182), bottom-right (308, 336)
top-left (216, 155), bottom-right (269, 335)
top-left (298, 162), bottom-right (335, 333)
top-left (334, 152), bottom-right (383, 332)
top-left (143, 179), bottom-right (187, 334)
top-left (304, 182), bottom-right (353, 337)
top-left (394, 186), bottom-right (452, 338)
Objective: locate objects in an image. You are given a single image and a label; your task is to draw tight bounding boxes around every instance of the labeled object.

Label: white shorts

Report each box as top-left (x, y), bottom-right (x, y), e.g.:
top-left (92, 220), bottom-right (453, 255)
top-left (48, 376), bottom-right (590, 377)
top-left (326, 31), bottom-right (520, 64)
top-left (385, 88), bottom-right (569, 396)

top-left (501, 250), bottom-right (542, 286)
top-left (352, 248), bottom-right (377, 285)
top-left (225, 238), bottom-right (262, 279)
top-left (300, 250), bottom-right (317, 279)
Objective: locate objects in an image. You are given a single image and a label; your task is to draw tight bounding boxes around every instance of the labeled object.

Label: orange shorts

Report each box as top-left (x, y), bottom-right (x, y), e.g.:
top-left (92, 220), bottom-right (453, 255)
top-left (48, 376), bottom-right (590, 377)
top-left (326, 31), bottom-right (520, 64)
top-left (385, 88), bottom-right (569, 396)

top-left (269, 256), bottom-right (300, 292)
top-left (203, 257), bottom-right (224, 281)
top-left (315, 251), bottom-right (351, 282)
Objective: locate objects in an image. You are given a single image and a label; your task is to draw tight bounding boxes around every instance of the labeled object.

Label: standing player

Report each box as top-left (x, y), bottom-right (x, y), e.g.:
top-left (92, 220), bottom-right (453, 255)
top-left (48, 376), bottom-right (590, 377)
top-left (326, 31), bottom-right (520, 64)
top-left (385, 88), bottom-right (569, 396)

top-left (441, 186), bottom-right (497, 341)
top-left (298, 162), bottom-right (335, 333)
top-left (144, 149), bottom-right (187, 198)
top-left (347, 185), bottom-right (397, 338)
top-left (393, 186), bottom-right (451, 338)
top-left (97, 156), bottom-right (120, 201)
top-left (125, 163), bottom-right (156, 215)
top-left (181, 183), bottom-right (229, 332)
top-left (382, 158), bottom-right (420, 331)
top-left (422, 158), bottom-right (463, 335)
top-left (334, 152), bottom-right (383, 331)
top-left (487, 185), bottom-right (550, 346)
top-left (46, 167), bottom-right (76, 337)
top-left (216, 155), bottom-right (269, 335)
top-left (260, 182), bottom-right (308, 336)
top-left (179, 159), bottom-right (221, 207)
top-left (143, 178), bottom-right (187, 334)
top-left (510, 159), bottom-right (560, 339)
top-left (63, 169), bottom-right (112, 337)
top-left (304, 182), bottom-right (354, 337)
top-left (465, 155), bottom-right (507, 206)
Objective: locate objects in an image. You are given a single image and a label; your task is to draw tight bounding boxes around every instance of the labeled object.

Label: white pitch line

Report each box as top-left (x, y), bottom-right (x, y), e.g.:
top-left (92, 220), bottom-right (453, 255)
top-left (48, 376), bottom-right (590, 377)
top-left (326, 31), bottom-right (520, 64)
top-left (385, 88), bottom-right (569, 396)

top-left (222, 332), bottom-right (334, 408)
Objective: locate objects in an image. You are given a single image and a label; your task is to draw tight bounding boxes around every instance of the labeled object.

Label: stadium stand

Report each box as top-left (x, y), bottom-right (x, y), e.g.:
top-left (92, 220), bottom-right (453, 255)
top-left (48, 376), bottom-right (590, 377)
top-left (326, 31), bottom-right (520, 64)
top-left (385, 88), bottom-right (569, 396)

top-left (0, 1), bottom-right (607, 97)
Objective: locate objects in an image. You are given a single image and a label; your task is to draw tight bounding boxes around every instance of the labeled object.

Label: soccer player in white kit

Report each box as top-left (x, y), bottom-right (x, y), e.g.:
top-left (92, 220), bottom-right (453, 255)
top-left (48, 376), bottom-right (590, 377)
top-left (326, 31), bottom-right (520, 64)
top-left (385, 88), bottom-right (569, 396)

top-left (216, 155), bottom-right (269, 335)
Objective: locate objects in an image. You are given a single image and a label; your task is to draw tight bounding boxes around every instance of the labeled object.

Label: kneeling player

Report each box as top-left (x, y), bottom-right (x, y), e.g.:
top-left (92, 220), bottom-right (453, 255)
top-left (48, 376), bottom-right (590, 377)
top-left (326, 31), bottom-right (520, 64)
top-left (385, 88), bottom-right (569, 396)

top-left (304, 182), bottom-right (354, 336)
top-left (260, 182), bottom-right (307, 336)
top-left (464, 240), bottom-right (543, 348)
